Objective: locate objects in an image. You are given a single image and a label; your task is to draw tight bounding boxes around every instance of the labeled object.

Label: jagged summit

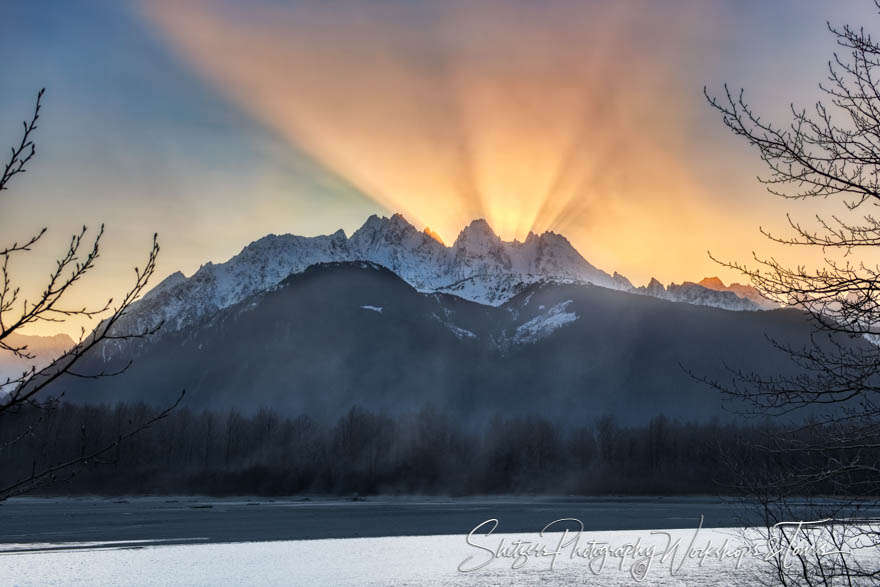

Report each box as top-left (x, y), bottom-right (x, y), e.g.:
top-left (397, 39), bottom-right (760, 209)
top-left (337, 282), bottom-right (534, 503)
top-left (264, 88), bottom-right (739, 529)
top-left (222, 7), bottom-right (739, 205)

top-left (143, 270), bottom-right (186, 302)
top-left (699, 276), bottom-right (726, 289)
top-left (646, 277), bottom-right (665, 291)
top-left (452, 219), bottom-right (502, 255)
top-left (611, 272), bottom-right (634, 289)
top-left (113, 213), bottom-right (771, 338)
top-left (698, 276), bottom-right (779, 310)
top-left (423, 226), bottom-right (444, 245)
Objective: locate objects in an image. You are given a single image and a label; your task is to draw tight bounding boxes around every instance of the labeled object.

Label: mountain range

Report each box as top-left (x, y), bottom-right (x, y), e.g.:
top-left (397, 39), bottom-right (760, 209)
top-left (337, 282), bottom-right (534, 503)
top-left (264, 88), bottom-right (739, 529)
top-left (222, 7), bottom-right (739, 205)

top-left (53, 260), bottom-right (842, 424)
top-left (112, 214), bottom-right (773, 343)
top-left (37, 213), bottom-right (843, 425)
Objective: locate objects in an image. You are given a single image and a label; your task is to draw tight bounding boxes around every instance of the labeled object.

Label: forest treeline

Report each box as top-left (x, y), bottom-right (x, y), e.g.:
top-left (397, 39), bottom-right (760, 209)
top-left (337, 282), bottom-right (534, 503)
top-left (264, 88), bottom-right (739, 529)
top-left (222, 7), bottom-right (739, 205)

top-left (0, 402), bottom-right (830, 496)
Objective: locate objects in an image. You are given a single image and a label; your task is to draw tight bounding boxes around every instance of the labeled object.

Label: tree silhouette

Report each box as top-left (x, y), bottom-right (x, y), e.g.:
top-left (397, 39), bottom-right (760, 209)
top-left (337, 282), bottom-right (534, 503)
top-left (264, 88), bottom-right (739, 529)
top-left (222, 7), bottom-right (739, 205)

top-left (0, 89), bottom-right (182, 499)
top-left (706, 3), bottom-right (880, 583)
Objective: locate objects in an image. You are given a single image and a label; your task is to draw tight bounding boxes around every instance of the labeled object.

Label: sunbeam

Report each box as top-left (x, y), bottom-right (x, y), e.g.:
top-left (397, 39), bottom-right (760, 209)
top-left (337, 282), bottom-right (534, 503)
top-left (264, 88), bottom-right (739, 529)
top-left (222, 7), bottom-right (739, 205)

top-left (144, 0), bottom-right (719, 245)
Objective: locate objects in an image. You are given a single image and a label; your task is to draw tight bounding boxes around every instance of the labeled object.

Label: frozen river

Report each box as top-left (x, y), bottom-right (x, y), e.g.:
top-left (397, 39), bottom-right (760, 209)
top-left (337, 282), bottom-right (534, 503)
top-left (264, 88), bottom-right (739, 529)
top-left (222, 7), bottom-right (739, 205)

top-left (0, 495), bottom-right (762, 545)
top-left (0, 496), bottom-right (874, 585)
top-left (0, 527), bottom-right (765, 586)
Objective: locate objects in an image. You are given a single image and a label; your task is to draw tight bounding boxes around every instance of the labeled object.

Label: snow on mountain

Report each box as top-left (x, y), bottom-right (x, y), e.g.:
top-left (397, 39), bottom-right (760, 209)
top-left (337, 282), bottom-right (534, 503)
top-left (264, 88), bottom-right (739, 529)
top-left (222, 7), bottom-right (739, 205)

top-left (612, 272), bottom-right (635, 290)
top-left (347, 215), bottom-right (617, 301)
top-left (634, 276), bottom-right (762, 312)
top-left (122, 229), bottom-right (351, 336)
top-left (348, 213), bottom-right (452, 290)
top-left (667, 282), bottom-right (759, 311)
top-left (117, 214), bottom-right (618, 337)
top-left (431, 312), bottom-right (477, 340)
top-left (513, 300), bottom-right (579, 344)
top-left (632, 275), bottom-right (779, 312)
top-left (113, 213), bottom-right (769, 342)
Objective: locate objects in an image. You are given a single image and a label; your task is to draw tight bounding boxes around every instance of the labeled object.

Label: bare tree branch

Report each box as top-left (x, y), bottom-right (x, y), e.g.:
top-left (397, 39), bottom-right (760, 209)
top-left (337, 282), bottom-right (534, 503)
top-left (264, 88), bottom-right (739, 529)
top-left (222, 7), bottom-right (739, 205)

top-left (0, 89), bottom-right (177, 500)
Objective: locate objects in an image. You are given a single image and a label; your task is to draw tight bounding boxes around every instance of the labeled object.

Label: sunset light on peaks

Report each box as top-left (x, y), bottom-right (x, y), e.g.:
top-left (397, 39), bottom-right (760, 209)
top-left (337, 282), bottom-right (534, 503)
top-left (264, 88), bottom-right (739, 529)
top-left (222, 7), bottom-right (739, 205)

top-left (423, 227), bottom-right (445, 246)
top-left (5, 0), bottom-right (880, 341)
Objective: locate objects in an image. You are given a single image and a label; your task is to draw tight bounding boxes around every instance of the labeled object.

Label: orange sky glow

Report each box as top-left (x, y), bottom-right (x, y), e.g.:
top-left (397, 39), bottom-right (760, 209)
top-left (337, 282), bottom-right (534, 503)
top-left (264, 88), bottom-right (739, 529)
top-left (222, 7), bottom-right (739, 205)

top-left (145, 0), bottom-right (737, 270)
top-left (4, 0), bottom-right (880, 337)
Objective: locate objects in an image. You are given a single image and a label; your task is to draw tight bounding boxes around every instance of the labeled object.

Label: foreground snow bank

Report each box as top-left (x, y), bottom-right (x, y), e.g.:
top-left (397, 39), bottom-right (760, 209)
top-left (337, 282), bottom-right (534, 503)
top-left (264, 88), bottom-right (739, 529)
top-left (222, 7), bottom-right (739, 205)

top-left (0, 527), bottom-right (773, 586)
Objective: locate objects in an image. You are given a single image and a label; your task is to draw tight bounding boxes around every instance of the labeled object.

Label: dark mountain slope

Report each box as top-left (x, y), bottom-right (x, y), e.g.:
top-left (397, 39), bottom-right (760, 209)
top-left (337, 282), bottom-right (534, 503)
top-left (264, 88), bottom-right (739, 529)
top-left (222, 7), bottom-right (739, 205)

top-left (55, 262), bottom-right (850, 425)
top-left (495, 282), bottom-right (818, 419)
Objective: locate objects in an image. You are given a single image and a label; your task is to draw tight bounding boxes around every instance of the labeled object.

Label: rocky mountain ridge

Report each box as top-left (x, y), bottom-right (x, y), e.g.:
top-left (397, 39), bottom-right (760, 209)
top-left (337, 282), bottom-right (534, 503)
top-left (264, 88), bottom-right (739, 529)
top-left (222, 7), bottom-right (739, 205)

top-left (114, 214), bottom-right (768, 342)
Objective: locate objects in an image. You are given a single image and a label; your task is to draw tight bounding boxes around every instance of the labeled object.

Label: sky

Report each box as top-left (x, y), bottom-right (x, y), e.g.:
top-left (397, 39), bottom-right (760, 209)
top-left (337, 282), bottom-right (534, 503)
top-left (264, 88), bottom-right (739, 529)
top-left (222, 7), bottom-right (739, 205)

top-left (1, 0), bottom-right (878, 335)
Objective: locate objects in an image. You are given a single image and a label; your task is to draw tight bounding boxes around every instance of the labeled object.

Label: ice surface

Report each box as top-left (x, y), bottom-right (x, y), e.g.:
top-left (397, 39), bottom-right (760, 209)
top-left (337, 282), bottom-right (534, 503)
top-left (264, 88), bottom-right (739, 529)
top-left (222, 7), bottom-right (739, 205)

top-left (0, 528), bottom-right (776, 586)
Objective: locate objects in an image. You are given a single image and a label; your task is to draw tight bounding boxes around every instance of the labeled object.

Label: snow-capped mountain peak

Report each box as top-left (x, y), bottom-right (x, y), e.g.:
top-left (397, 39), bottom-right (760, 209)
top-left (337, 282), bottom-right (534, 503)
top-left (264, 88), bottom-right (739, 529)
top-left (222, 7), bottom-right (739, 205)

top-left (453, 219), bottom-right (499, 250)
top-left (114, 213), bottom-right (769, 339)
